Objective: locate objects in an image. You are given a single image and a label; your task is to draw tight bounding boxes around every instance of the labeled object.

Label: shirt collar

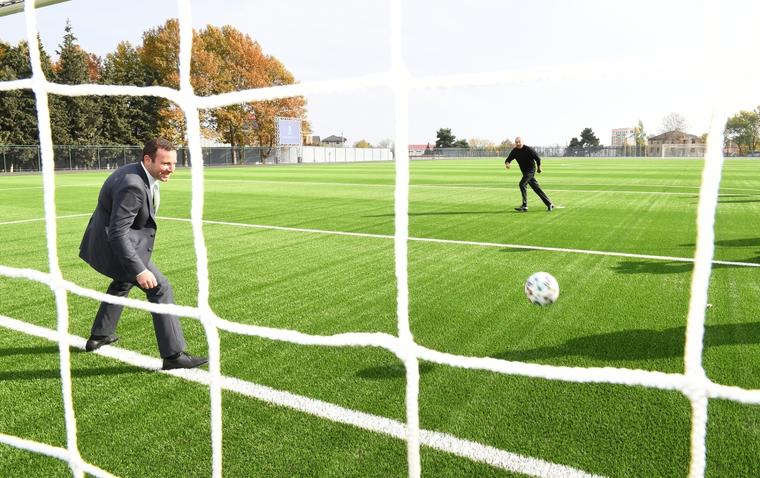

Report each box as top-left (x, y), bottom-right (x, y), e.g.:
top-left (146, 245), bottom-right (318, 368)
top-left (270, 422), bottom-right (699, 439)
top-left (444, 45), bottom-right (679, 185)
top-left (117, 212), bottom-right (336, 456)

top-left (140, 161), bottom-right (158, 190)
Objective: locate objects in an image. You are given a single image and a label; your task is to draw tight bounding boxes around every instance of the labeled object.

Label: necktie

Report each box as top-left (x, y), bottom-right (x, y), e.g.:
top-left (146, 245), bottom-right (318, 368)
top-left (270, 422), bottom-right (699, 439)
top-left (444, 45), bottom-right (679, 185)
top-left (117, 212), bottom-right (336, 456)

top-left (152, 183), bottom-right (160, 214)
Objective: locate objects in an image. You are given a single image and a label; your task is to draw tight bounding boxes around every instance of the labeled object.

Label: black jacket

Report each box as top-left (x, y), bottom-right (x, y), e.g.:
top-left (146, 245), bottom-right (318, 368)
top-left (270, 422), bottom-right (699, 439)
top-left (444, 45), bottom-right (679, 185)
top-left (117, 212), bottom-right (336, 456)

top-left (505, 145), bottom-right (541, 173)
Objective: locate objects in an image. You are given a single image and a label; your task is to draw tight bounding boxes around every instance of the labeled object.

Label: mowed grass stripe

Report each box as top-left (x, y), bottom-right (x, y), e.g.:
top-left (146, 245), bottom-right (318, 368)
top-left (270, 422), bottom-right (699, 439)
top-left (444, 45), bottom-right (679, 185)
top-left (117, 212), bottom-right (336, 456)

top-left (1, 158), bottom-right (759, 477)
top-left (6, 212), bottom-right (753, 270)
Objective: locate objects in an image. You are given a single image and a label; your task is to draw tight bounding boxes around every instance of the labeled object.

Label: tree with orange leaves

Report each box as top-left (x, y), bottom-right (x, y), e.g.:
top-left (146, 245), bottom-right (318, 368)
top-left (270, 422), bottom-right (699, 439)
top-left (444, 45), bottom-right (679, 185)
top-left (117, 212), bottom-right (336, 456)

top-left (139, 20), bottom-right (309, 161)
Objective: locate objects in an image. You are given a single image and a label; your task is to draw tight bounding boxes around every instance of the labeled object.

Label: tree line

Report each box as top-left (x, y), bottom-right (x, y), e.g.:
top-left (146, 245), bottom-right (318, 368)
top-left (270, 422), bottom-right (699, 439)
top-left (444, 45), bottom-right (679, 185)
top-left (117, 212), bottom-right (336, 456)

top-left (428, 108), bottom-right (759, 157)
top-left (423, 128), bottom-right (515, 152)
top-left (725, 107), bottom-right (760, 155)
top-left (0, 19), bottom-right (308, 159)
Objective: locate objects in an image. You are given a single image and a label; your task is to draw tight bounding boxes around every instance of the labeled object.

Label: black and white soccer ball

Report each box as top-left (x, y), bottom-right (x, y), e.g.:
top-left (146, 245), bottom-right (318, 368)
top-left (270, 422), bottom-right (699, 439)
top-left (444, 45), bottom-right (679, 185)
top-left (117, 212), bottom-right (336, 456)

top-left (524, 272), bottom-right (560, 306)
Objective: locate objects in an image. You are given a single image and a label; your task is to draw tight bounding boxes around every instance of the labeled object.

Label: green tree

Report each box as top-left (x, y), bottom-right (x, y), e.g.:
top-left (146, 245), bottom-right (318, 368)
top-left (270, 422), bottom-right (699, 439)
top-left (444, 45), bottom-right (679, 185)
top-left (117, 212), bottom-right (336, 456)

top-left (565, 137), bottom-right (582, 156)
top-left (100, 41), bottom-right (159, 145)
top-left (51, 20), bottom-right (101, 147)
top-left (0, 41), bottom-right (38, 145)
top-left (579, 127), bottom-right (600, 148)
top-left (0, 39), bottom-right (54, 146)
top-left (435, 128), bottom-right (456, 148)
top-left (565, 128), bottom-right (600, 156)
top-left (724, 109), bottom-right (759, 155)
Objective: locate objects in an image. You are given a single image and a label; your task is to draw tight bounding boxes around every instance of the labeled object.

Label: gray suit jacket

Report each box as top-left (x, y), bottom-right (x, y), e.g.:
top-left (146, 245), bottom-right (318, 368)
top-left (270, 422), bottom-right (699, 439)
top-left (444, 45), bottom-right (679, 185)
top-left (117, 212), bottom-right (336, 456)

top-left (80, 162), bottom-right (157, 282)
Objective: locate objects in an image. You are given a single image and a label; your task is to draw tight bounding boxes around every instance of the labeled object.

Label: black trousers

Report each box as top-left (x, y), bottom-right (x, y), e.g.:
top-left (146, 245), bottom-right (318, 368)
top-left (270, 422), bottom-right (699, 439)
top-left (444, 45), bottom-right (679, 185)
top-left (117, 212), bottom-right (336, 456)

top-left (519, 171), bottom-right (552, 208)
top-left (90, 261), bottom-right (187, 358)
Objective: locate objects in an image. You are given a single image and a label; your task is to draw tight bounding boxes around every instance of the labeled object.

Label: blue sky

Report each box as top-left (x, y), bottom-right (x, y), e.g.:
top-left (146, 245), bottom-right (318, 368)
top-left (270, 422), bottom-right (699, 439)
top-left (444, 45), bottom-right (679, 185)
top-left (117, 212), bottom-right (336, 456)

top-left (1, 0), bottom-right (759, 146)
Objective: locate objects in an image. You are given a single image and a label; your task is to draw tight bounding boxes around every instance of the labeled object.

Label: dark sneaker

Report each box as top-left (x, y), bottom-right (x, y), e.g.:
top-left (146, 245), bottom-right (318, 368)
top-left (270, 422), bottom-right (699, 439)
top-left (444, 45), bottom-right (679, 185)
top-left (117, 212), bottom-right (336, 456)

top-left (85, 334), bottom-right (119, 352)
top-left (514, 206), bottom-right (528, 212)
top-left (162, 352), bottom-right (208, 370)
top-left (547, 204), bottom-right (554, 212)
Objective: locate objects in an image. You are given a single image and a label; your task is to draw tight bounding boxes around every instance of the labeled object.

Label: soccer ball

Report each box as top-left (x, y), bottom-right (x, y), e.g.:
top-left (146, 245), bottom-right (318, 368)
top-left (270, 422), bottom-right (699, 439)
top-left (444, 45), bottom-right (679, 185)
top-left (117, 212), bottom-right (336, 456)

top-left (524, 272), bottom-right (560, 306)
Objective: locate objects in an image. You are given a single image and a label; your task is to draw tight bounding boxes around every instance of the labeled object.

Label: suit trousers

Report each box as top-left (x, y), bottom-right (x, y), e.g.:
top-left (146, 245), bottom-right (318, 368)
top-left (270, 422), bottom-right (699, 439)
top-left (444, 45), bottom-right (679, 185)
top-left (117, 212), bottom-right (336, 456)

top-left (519, 171), bottom-right (552, 208)
top-left (90, 261), bottom-right (187, 358)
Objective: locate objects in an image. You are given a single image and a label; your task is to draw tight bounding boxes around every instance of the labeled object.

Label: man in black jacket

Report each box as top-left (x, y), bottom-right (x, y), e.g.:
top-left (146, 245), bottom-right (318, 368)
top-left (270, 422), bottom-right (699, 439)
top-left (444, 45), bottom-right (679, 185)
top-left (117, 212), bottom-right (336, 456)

top-left (80, 138), bottom-right (207, 370)
top-left (505, 137), bottom-right (554, 212)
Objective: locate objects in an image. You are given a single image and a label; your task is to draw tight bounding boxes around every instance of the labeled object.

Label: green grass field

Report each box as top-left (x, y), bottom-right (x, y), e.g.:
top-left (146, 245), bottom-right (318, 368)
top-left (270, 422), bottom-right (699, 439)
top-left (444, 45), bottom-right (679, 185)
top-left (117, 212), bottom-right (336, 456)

top-left (1, 158), bottom-right (759, 477)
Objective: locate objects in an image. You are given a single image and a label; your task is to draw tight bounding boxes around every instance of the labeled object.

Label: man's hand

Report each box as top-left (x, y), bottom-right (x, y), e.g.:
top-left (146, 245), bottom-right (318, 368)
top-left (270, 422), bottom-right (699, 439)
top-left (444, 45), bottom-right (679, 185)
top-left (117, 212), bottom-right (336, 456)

top-left (505, 162), bottom-right (510, 169)
top-left (537, 167), bottom-right (542, 174)
top-left (136, 269), bottom-right (157, 289)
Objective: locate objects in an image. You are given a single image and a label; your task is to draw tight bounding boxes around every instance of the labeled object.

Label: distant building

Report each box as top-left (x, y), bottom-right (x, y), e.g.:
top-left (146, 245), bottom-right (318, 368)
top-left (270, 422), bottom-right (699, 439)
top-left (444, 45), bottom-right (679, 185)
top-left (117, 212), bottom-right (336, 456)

top-left (723, 140), bottom-right (740, 156)
top-left (304, 135), bottom-right (320, 146)
top-left (409, 143), bottom-right (433, 156)
top-left (647, 130), bottom-right (705, 157)
top-left (611, 127), bottom-right (635, 147)
top-left (322, 135), bottom-right (347, 146)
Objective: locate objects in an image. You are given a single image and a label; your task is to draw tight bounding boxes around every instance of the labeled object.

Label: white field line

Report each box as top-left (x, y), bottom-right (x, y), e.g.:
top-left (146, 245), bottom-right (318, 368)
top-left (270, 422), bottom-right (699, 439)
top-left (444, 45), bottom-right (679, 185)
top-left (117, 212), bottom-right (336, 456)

top-left (3, 214), bottom-right (757, 269)
top-left (170, 178), bottom-right (760, 196)
top-left (0, 314), bottom-right (603, 478)
top-left (162, 217), bottom-right (760, 269)
top-left (2, 313), bottom-right (759, 478)
top-left (0, 213), bottom-right (90, 226)
top-left (0, 433), bottom-right (118, 478)
top-left (4, 267), bottom-right (760, 407)
top-left (3, 178), bottom-right (758, 196)
top-left (0, 184), bottom-right (104, 192)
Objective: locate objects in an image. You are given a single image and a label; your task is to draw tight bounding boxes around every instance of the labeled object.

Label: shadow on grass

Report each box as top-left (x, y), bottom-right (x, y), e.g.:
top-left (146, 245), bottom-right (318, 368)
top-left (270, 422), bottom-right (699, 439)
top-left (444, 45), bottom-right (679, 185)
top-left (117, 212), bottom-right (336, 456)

top-left (0, 345), bottom-right (60, 357)
top-left (717, 198), bottom-right (760, 204)
top-left (357, 362), bottom-right (435, 380)
top-left (685, 196), bottom-right (760, 204)
top-left (682, 237), bottom-right (760, 248)
top-left (0, 365), bottom-right (149, 381)
top-left (673, 237), bottom-right (760, 267)
top-left (493, 322), bottom-right (760, 362)
top-left (613, 261), bottom-right (696, 274)
top-left (613, 259), bottom-right (759, 274)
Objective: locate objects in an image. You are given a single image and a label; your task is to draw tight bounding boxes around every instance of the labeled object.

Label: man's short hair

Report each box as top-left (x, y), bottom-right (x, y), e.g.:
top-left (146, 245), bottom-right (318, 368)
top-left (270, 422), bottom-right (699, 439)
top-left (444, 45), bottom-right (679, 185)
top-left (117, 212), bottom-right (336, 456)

top-left (143, 138), bottom-right (175, 161)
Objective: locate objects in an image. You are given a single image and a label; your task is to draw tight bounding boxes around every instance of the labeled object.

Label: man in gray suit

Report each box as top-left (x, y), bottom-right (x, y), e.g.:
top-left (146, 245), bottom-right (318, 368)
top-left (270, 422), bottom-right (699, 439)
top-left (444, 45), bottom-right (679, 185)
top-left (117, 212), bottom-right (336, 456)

top-left (80, 138), bottom-right (207, 370)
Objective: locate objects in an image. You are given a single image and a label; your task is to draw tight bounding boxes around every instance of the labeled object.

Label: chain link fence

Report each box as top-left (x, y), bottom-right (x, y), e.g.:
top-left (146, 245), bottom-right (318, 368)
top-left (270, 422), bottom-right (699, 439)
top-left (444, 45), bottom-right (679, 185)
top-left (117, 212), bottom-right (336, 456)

top-left (0, 145), bottom-right (393, 172)
top-left (409, 145), bottom-right (697, 159)
top-left (2, 143), bottom-right (742, 173)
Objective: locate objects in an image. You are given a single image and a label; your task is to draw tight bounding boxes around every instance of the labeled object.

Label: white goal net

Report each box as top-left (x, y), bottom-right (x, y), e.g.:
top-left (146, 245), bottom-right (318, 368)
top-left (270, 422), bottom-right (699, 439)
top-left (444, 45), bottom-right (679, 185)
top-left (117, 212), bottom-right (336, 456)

top-left (1, 1), bottom-right (759, 478)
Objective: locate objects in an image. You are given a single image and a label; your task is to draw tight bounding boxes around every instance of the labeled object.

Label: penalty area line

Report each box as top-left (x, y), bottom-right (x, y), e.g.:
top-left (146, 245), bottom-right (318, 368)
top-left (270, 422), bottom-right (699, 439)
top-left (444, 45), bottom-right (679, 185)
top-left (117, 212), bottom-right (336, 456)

top-left (162, 217), bottom-right (760, 269)
top-left (4, 213), bottom-right (758, 269)
top-left (0, 213), bottom-right (91, 226)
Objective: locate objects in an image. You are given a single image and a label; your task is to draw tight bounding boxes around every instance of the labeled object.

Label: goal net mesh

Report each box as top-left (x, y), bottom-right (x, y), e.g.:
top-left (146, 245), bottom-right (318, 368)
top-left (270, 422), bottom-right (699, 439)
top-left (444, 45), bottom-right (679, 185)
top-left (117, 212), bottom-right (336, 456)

top-left (0, 1), bottom-right (758, 478)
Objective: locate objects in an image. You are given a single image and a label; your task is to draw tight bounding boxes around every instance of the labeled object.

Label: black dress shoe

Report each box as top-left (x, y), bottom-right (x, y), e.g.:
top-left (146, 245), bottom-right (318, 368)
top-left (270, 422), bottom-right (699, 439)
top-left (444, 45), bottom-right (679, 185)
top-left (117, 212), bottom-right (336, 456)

top-left (85, 334), bottom-right (119, 352)
top-left (162, 352), bottom-right (208, 370)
